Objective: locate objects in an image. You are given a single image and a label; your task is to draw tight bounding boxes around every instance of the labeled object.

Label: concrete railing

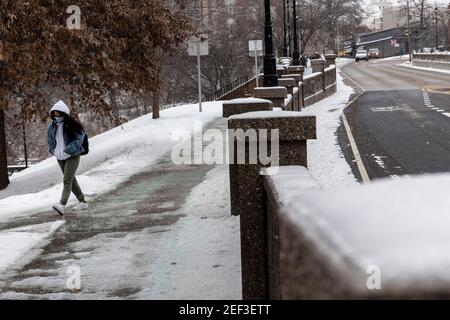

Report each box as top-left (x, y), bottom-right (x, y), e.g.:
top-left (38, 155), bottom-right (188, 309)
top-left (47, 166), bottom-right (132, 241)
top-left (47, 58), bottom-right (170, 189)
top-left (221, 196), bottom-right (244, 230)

top-left (241, 164), bottom-right (450, 300)
top-left (302, 62), bottom-right (337, 107)
top-left (413, 53), bottom-right (450, 70)
top-left (221, 56), bottom-right (337, 118)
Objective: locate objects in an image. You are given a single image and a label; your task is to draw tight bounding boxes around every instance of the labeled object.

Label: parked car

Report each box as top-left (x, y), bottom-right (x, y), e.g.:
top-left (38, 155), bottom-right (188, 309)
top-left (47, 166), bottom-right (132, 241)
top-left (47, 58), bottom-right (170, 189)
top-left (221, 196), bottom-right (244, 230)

top-left (422, 47), bottom-right (432, 53)
top-left (369, 48), bottom-right (380, 59)
top-left (355, 50), bottom-right (369, 62)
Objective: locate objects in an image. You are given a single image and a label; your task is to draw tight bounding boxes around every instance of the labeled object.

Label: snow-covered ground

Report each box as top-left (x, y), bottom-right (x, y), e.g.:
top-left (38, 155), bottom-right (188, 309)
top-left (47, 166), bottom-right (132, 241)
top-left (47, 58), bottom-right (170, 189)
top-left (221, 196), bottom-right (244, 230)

top-left (136, 165), bottom-right (241, 300)
top-left (305, 62), bottom-right (358, 189)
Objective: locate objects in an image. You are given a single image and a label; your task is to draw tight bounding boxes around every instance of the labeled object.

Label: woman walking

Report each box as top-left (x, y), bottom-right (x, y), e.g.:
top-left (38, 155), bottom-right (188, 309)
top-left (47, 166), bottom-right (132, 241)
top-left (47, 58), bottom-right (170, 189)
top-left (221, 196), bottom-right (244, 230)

top-left (47, 100), bottom-right (88, 215)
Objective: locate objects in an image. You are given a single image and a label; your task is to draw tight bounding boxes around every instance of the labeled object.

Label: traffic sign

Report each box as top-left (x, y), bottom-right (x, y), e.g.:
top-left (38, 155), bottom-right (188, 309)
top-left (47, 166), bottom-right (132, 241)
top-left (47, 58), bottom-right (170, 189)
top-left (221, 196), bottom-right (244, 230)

top-left (404, 30), bottom-right (410, 37)
top-left (188, 35), bottom-right (209, 56)
top-left (249, 40), bottom-right (263, 88)
top-left (249, 40), bottom-right (263, 52)
top-left (187, 34), bottom-right (209, 113)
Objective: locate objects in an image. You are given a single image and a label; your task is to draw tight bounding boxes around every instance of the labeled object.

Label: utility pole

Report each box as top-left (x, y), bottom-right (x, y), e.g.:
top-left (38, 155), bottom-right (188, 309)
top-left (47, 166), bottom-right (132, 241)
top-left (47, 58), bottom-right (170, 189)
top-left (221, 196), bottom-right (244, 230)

top-left (283, 0), bottom-right (288, 57)
top-left (292, 0), bottom-right (300, 65)
top-left (22, 119), bottom-right (28, 168)
top-left (407, 0), bottom-right (412, 63)
top-left (263, 0), bottom-right (278, 86)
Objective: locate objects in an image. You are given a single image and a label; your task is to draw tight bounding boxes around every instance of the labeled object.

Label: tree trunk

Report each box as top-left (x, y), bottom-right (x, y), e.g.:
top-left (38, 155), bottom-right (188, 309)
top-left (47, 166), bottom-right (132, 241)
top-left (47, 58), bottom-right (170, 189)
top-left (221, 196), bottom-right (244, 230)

top-left (152, 89), bottom-right (160, 119)
top-left (143, 91), bottom-right (152, 114)
top-left (152, 49), bottom-right (163, 120)
top-left (109, 90), bottom-right (121, 126)
top-left (0, 109), bottom-right (10, 190)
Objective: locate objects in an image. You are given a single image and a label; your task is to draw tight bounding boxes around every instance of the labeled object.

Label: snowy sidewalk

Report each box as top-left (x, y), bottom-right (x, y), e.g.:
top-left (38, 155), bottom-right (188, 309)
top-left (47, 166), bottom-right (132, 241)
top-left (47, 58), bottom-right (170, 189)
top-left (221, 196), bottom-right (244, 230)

top-left (0, 118), bottom-right (241, 300)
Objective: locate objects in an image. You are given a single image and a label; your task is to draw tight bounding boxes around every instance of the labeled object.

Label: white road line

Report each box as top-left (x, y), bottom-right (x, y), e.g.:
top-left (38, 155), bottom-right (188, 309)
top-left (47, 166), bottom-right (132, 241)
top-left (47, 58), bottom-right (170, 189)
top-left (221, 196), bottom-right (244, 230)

top-left (339, 70), bottom-right (371, 183)
top-left (443, 113), bottom-right (450, 117)
top-left (437, 110), bottom-right (445, 112)
top-left (342, 113), bottom-right (371, 184)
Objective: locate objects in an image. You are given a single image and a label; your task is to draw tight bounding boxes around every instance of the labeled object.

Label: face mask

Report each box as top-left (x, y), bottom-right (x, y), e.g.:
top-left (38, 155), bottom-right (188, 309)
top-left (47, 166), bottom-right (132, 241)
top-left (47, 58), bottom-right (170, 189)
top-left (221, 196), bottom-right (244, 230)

top-left (55, 116), bottom-right (64, 122)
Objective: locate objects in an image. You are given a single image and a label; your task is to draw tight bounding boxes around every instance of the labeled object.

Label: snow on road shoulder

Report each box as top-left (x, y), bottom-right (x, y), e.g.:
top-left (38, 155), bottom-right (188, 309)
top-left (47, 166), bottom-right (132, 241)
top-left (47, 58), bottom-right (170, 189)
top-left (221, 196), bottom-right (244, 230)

top-left (0, 102), bottom-right (223, 222)
top-left (137, 165), bottom-right (241, 300)
top-left (303, 65), bottom-right (358, 190)
top-left (398, 62), bottom-right (450, 75)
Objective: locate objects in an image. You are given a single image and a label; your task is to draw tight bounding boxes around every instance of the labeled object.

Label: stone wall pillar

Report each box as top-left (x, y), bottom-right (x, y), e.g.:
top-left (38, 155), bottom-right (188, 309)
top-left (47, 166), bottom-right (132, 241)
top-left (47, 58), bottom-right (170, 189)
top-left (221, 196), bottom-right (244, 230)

top-left (281, 73), bottom-right (302, 84)
top-left (276, 66), bottom-right (286, 78)
top-left (253, 87), bottom-right (287, 109)
top-left (223, 98), bottom-right (273, 118)
top-left (277, 78), bottom-right (296, 95)
top-left (286, 65), bottom-right (304, 77)
top-left (228, 112), bottom-right (317, 300)
top-left (311, 58), bottom-right (326, 73)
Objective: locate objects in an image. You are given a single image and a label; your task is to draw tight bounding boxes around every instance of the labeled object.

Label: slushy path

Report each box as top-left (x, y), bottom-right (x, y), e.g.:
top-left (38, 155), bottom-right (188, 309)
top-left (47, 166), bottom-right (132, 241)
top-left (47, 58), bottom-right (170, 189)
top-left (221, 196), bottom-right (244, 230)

top-left (0, 118), bottom-right (241, 299)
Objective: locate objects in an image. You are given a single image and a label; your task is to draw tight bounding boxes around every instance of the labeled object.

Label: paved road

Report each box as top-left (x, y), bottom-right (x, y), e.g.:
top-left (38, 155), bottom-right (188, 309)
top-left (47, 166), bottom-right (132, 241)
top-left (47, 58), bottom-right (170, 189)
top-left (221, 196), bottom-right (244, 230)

top-left (339, 59), bottom-right (450, 181)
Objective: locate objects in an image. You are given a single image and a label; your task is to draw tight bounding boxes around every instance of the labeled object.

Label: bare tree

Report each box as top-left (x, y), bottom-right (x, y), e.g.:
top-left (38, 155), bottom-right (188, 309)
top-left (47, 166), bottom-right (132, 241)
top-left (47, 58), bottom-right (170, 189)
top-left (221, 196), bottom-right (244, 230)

top-left (297, 0), bottom-right (363, 54)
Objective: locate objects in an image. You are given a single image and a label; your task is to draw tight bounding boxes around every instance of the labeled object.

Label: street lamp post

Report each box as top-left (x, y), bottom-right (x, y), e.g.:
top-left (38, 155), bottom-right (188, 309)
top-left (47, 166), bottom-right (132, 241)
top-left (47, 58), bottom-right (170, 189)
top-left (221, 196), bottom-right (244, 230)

top-left (263, 0), bottom-right (278, 87)
top-left (407, 0), bottom-right (412, 63)
top-left (283, 0), bottom-right (288, 57)
top-left (292, 0), bottom-right (300, 65)
top-left (287, 0), bottom-right (291, 57)
top-left (435, 6), bottom-right (439, 50)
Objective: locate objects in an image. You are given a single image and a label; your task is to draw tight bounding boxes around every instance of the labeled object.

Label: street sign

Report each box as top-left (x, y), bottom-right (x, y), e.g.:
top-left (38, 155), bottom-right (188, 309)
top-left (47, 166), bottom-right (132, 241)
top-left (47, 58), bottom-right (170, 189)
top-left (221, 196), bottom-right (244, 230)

top-left (188, 35), bottom-right (209, 56)
top-left (395, 43), bottom-right (400, 48)
top-left (248, 40), bottom-right (263, 52)
top-left (391, 39), bottom-right (397, 47)
top-left (188, 34), bottom-right (209, 113)
top-left (249, 40), bottom-right (263, 88)
top-left (404, 30), bottom-right (410, 37)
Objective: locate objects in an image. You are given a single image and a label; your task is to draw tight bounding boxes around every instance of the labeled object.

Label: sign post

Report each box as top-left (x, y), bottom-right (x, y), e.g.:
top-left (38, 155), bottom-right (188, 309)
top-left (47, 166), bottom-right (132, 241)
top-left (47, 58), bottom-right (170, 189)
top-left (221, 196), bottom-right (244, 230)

top-left (188, 35), bottom-right (209, 112)
top-left (249, 40), bottom-right (263, 88)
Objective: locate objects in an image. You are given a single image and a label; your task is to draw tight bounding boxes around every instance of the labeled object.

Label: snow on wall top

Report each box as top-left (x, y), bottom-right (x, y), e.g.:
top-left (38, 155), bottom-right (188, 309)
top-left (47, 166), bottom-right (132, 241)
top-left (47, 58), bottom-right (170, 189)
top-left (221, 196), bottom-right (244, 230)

top-left (223, 98), bottom-right (272, 105)
top-left (267, 167), bottom-right (450, 290)
top-left (303, 72), bottom-right (322, 80)
top-left (229, 110), bottom-right (315, 120)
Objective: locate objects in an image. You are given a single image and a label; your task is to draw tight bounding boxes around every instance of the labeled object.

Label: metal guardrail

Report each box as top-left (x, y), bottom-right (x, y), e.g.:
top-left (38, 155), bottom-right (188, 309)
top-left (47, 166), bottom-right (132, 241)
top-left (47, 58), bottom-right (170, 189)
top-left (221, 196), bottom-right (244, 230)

top-left (204, 75), bottom-right (252, 102)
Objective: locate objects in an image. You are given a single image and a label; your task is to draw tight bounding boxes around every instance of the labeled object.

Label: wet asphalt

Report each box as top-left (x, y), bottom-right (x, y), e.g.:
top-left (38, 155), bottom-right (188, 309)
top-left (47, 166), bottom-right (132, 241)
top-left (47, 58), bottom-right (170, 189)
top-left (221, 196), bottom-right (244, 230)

top-left (339, 59), bottom-right (450, 181)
